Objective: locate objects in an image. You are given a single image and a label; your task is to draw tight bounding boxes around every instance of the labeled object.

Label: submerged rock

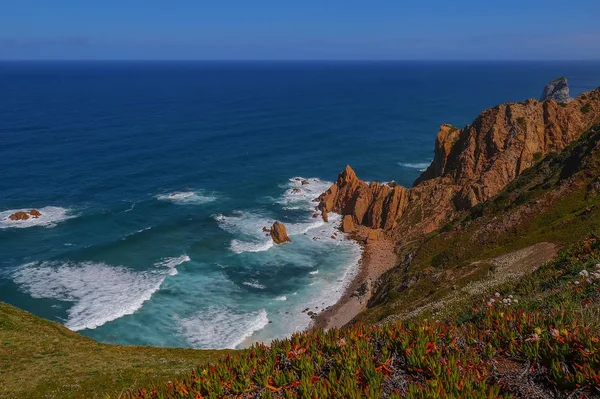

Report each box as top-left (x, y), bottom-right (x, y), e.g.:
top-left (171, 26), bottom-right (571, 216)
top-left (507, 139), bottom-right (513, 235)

top-left (270, 221), bottom-right (291, 244)
top-left (540, 77), bottom-right (573, 103)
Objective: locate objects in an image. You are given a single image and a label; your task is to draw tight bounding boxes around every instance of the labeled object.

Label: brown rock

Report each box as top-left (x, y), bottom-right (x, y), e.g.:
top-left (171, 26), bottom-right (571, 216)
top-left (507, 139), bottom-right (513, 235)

top-left (301, 179), bottom-right (309, 185)
top-left (312, 213), bottom-right (319, 218)
top-left (270, 221), bottom-right (291, 244)
top-left (9, 211), bottom-right (30, 221)
top-left (262, 226), bottom-right (270, 232)
top-left (341, 215), bottom-right (355, 233)
top-left (292, 188), bottom-right (301, 193)
top-left (321, 209), bottom-right (329, 222)
top-left (317, 86), bottom-right (600, 241)
top-left (29, 209), bottom-right (41, 218)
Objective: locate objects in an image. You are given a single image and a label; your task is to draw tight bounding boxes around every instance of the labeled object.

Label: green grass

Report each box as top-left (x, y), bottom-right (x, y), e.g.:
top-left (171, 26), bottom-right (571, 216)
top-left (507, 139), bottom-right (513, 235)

top-left (124, 236), bottom-right (600, 398)
top-left (0, 303), bottom-right (232, 399)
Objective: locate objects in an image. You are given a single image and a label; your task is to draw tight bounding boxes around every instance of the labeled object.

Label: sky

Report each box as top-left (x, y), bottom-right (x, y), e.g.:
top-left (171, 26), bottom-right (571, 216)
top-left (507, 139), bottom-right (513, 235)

top-left (1, 0), bottom-right (599, 60)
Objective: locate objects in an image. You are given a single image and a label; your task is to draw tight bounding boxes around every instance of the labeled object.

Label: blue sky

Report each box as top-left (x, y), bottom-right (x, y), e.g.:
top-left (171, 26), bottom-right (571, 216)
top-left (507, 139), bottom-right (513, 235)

top-left (1, 0), bottom-right (599, 60)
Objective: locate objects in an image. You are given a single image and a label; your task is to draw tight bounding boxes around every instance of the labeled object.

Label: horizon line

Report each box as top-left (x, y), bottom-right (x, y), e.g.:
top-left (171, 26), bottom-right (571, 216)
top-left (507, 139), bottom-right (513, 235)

top-left (1, 58), bottom-right (600, 63)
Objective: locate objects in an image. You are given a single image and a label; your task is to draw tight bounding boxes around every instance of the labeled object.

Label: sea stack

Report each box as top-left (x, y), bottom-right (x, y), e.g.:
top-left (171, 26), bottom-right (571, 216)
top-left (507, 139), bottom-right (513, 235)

top-left (270, 221), bottom-right (291, 244)
top-left (540, 77), bottom-right (573, 103)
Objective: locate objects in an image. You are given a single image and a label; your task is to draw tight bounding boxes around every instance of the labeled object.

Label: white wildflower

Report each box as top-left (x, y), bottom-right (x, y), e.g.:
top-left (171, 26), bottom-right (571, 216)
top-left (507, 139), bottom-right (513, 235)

top-left (495, 292), bottom-right (500, 298)
top-left (574, 281), bottom-right (580, 285)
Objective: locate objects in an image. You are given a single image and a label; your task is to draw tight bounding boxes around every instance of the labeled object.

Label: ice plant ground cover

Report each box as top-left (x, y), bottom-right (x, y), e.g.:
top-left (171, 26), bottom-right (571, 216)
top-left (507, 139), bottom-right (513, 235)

top-left (123, 235), bottom-right (600, 398)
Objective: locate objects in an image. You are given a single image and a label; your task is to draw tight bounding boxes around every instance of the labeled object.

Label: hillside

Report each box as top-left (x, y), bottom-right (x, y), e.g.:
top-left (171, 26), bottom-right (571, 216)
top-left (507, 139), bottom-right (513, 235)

top-left (119, 118), bottom-right (600, 397)
top-left (0, 303), bottom-right (232, 398)
top-left (2, 85), bottom-right (600, 399)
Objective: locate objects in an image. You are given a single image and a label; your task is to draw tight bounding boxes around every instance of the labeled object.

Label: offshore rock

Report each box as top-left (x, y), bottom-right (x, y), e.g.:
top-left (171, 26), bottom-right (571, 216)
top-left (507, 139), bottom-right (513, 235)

top-left (9, 211), bottom-right (30, 221)
top-left (540, 77), bottom-right (573, 103)
top-left (270, 221), bottom-right (291, 244)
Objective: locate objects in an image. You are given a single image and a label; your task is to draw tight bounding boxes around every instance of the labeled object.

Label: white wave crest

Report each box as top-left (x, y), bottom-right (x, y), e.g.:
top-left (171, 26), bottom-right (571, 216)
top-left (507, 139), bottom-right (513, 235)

top-left (214, 211), bottom-right (275, 254)
top-left (243, 280), bottom-right (266, 289)
top-left (230, 239), bottom-right (273, 254)
top-left (0, 206), bottom-right (74, 229)
top-left (12, 261), bottom-right (172, 331)
top-left (155, 254), bottom-right (190, 276)
top-left (278, 177), bottom-right (332, 211)
top-left (156, 190), bottom-right (217, 205)
top-left (398, 162), bottom-right (431, 171)
top-left (275, 296), bottom-right (287, 301)
top-left (177, 307), bottom-right (269, 349)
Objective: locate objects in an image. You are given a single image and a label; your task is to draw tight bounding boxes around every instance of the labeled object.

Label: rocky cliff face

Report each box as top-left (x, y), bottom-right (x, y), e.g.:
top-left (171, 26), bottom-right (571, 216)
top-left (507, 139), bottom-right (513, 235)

top-left (540, 77), bottom-right (573, 103)
top-left (320, 84), bottom-right (600, 240)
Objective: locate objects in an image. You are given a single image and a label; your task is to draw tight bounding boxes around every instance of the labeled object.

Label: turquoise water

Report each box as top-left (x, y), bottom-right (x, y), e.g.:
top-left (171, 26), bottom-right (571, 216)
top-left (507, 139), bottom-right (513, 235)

top-left (1, 61), bottom-right (599, 348)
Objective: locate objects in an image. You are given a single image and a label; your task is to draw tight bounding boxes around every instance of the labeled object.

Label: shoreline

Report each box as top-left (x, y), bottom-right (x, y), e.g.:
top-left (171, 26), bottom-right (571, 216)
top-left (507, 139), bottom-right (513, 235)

top-left (311, 226), bottom-right (398, 330)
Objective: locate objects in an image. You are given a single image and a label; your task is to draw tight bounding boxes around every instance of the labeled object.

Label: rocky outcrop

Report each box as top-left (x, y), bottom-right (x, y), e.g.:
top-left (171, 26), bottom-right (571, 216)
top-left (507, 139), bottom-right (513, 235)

top-left (540, 77), bottom-right (573, 103)
top-left (415, 87), bottom-right (600, 209)
top-left (320, 86), bottom-right (600, 240)
top-left (341, 215), bottom-right (355, 233)
top-left (8, 209), bottom-right (41, 221)
top-left (321, 208), bottom-right (329, 222)
top-left (318, 166), bottom-right (410, 231)
top-left (270, 221), bottom-right (291, 244)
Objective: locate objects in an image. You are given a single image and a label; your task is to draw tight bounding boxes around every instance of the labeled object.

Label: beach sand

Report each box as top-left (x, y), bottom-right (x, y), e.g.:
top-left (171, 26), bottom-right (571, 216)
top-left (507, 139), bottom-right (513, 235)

top-left (312, 226), bottom-right (398, 330)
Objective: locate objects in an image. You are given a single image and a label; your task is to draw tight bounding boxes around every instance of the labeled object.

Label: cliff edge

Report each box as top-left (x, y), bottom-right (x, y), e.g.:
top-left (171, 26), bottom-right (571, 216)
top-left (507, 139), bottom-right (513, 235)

top-left (319, 81), bottom-right (600, 240)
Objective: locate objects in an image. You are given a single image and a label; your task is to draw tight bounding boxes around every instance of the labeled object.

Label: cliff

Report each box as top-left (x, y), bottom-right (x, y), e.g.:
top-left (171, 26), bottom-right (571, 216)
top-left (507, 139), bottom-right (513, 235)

top-left (319, 83), bottom-right (600, 239)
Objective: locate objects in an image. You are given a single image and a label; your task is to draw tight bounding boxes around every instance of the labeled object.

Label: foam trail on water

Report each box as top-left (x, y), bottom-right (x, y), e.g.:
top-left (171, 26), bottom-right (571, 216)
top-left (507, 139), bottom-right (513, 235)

top-left (0, 206), bottom-right (75, 229)
top-left (398, 162), bottom-right (431, 171)
top-left (177, 307), bottom-right (269, 349)
top-left (12, 261), bottom-right (177, 331)
top-left (214, 212), bottom-right (275, 254)
top-left (156, 190), bottom-right (217, 205)
top-left (279, 177), bottom-right (332, 211)
top-left (243, 280), bottom-right (266, 289)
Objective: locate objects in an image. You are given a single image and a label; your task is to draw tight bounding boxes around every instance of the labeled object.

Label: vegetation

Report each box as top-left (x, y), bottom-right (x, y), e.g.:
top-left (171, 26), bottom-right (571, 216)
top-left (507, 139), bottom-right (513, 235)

top-left (582, 103), bottom-right (592, 114)
top-left (2, 126), bottom-right (600, 397)
top-left (360, 125), bottom-right (600, 324)
top-left (0, 303), bottom-right (232, 398)
top-left (123, 235), bottom-right (600, 398)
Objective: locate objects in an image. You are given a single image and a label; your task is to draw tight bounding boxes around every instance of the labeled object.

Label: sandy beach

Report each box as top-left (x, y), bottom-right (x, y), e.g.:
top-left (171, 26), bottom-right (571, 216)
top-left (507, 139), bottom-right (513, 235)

top-left (312, 226), bottom-right (398, 330)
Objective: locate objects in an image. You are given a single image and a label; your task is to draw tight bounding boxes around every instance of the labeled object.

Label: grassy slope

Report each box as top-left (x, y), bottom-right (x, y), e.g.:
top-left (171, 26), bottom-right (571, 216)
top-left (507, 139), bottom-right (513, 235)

top-left (0, 303), bottom-right (232, 399)
top-left (356, 124), bottom-right (600, 325)
top-left (2, 126), bottom-right (599, 399)
top-left (124, 233), bottom-right (600, 398)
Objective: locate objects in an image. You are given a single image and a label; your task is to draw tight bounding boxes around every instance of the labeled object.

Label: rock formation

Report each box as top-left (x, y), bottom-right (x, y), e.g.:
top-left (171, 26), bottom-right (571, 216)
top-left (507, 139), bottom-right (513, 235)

top-left (540, 77), bottom-right (573, 103)
top-left (321, 208), bottom-right (329, 222)
top-left (8, 209), bottom-right (41, 221)
top-left (341, 215), bottom-right (355, 233)
top-left (319, 86), bottom-right (600, 240)
top-left (270, 221), bottom-right (291, 244)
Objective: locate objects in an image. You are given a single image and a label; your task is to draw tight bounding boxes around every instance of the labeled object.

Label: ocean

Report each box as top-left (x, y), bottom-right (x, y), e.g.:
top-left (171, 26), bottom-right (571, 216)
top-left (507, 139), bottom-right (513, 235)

top-left (1, 61), bottom-right (599, 349)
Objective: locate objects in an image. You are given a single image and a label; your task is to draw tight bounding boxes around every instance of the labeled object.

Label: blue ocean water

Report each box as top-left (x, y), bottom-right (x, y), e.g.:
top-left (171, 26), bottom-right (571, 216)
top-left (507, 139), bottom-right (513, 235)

top-left (1, 61), bottom-right (599, 349)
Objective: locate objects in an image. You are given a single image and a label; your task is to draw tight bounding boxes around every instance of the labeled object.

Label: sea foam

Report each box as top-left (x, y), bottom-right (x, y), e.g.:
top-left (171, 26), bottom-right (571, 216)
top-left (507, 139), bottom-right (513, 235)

top-left (398, 162), bottom-right (431, 171)
top-left (177, 307), bottom-right (269, 349)
top-left (0, 206), bottom-right (74, 229)
top-left (12, 256), bottom-right (185, 331)
top-left (156, 190), bottom-right (217, 205)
